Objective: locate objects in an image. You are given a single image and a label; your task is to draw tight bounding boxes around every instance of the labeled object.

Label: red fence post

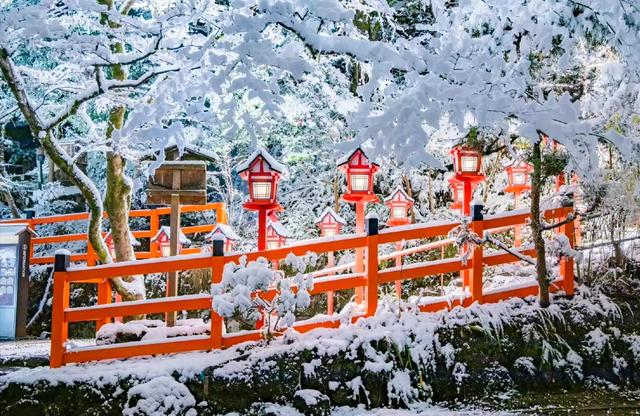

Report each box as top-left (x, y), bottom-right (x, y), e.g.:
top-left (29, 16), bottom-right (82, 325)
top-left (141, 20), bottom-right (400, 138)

top-left (210, 238), bottom-right (225, 349)
top-left (365, 216), bottom-right (379, 317)
top-left (217, 203), bottom-right (228, 225)
top-left (96, 279), bottom-right (112, 332)
top-left (51, 253), bottom-right (70, 368)
top-left (469, 202), bottom-right (484, 304)
top-left (560, 210), bottom-right (575, 297)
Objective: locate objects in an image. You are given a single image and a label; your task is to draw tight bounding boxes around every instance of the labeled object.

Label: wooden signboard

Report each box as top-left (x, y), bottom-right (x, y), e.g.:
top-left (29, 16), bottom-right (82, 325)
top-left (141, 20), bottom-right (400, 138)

top-left (147, 161), bottom-right (207, 206)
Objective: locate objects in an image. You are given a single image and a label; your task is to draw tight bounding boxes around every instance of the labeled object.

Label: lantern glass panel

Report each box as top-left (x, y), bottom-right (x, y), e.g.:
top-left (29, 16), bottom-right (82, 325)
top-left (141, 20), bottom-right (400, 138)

top-left (461, 156), bottom-right (478, 173)
top-left (252, 180), bottom-right (272, 200)
top-left (512, 172), bottom-right (526, 185)
top-left (323, 228), bottom-right (336, 237)
top-left (267, 241), bottom-right (280, 250)
top-left (350, 174), bottom-right (369, 192)
top-left (392, 206), bottom-right (406, 219)
top-left (160, 244), bottom-right (171, 257)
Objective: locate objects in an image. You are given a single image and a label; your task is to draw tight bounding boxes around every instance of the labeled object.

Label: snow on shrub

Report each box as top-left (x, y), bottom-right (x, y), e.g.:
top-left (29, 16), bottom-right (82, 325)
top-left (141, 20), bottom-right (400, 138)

top-left (123, 376), bottom-right (196, 416)
top-left (211, 255), bottom-right (313, 334)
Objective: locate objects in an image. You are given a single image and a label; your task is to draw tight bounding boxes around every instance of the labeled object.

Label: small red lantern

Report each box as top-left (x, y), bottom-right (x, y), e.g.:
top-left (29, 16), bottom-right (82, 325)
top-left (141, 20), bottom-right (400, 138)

top-left (451, 145), bottom-right (483, 179)
top-left (237, 147), bottom-right (287, 208)
top-left (266, 219), bottom-right (289, 250)
top-left (315, 207), bottom-right (347, 237)
top-left (103, 231), bottom-right (140, 259)
top-left (205, 224), bottom-right (240, 252)
top-left (384, 187), bottom-right (414, 227)
top-left (151, 226), bottom-right (190, 257)
top-left (337, 147), bottom-right (379, 203)
top-left (505, 161), bottom-right (533, 194)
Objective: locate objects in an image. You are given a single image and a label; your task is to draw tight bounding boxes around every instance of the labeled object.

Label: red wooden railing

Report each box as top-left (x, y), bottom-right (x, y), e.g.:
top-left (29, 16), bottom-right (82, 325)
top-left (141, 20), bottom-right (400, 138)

top-left (0, 203), bottom-right (228, 265)
top-left (49, 205), bottom-right (575, 367)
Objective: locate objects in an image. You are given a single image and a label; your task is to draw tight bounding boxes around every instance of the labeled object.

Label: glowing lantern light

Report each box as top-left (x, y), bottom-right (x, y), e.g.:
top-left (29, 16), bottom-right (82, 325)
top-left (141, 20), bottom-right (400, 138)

top-left (151, 226), bottom-right (190, 257)
top-left (451, 145), bottom-right (483, 177)
top-left (337, 147), bottom-right (379, 202)
top-left (384, 187), bottom-right (414, 227)
top-left (505, 161), bottom-right (533, 193)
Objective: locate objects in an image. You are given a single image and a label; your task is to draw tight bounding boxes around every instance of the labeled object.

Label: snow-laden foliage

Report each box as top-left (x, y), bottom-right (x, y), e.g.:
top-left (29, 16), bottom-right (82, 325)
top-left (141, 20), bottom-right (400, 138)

top-left (211, 255), bottom-right (313, 332)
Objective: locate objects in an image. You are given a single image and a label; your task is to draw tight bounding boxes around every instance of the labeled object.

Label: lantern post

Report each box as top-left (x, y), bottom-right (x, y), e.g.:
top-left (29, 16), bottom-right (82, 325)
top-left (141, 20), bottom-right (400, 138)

top-left (236, 147), bottom-right (286, 251)
top-left (337, 147), bottom-right (379, 304)
top-left (505, 161), bottom-right (533, 247)
top-left (384, 187), bottom-right (414, 298)
top-left (451, 145), bottom-right (485, 290)
top-left (315, 207), bottom-right (347, 314)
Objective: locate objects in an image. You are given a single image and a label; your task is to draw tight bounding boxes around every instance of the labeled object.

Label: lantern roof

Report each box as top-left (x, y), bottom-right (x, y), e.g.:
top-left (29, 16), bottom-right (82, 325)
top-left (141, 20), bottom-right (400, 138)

top-left (267, 219), bottom-right (291, 238)
top-left (383, 186), bottom-right (414, 204)
top-left (103, 231), bottom-right (141, 247)
top-left (235, 146), bottom-right (289, 179)
top-left (506, 160), bottom-right (534, 172)
top-left (336, 146), bottom-right (380, 172)
top-left (314, 207), bottom-right (347, 226)
top-left (205, 224), bottom-right (240, 242)
top-left (151, 226), bottom-right (191, 245)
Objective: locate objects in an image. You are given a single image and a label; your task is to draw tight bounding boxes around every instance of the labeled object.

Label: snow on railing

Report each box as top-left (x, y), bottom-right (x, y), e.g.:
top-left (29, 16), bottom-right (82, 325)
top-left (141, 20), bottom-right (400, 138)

top-left (48, 205), bottom-right (575, 368)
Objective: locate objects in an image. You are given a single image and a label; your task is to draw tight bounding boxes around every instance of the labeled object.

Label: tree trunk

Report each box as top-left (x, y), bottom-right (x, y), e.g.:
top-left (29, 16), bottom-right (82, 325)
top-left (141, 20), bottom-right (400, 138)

top-left (531, 137), bottom-right (550, 307)
top-left (402, 174), bottom-right (416, 223)
top-left (0, 136), bottom-right (20, 218)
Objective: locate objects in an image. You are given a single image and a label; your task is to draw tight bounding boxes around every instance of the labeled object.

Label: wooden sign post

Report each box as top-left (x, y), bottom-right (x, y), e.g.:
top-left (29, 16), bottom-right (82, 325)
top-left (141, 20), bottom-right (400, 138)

top-left (148, 161), bottom-right (206, 327)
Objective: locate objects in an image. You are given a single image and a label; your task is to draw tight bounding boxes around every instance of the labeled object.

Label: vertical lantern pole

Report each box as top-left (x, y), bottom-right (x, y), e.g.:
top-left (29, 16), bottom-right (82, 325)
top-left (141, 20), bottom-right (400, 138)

top-left (385, 187), bottom-right (413, 299)
top-left (316, 208), bottom-right (345, 315)
top-left (514, 191), bottom-right (522, 247)
top-left (258, 208), bottom-right (268, 251)
top-left (354, 200), bottom-right (366, 303)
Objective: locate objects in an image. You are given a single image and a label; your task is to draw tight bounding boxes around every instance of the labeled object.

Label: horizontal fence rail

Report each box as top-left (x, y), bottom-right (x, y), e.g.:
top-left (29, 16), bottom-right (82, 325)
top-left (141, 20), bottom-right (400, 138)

top-left (49, 204), bottom-right (575, 367)
top-left (0, 202), bottom-right (227, 265)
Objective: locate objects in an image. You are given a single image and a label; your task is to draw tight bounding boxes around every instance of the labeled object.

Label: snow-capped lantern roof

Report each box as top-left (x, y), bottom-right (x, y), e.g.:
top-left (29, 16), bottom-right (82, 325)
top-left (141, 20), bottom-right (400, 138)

top-left (235, 146), bottom-right (289, 180)
top-left (314, 207), bottom-right (347, 226)
top-left (267, 220), bottom-right (291, 238)
top-left (103, 231), bottom-right (141, 247)
top-left (151, 226), bottom-right (191, 245)
top-left (383, 186), bottom-right (414, 205)
top-left (205, 223), bottom-right (240, 242)
top-left (336, 146), bottom-right (380, 171)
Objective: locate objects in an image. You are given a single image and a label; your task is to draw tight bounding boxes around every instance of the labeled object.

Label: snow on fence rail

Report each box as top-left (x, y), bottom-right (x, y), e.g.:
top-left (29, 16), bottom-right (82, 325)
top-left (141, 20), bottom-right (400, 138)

top-left (0, 202), bottom-right (228, 265)
top-left (49, 205), bottom-right (575, 368)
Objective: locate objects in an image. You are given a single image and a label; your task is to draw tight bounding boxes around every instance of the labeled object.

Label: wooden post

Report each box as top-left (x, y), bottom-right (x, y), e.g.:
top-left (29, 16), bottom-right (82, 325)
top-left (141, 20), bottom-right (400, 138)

top-left (50, 253), bottom-right (70, 368)
top-left (149, 211), bottom-right (160, 257)
top-left (469, 202), bottom-right (484, 304)
top-left (210, 238), bottom-right (224, 349)
top-left (166, 171), bottom-right (181, 327)
top-left (365, 216), bottom-right (379, 317)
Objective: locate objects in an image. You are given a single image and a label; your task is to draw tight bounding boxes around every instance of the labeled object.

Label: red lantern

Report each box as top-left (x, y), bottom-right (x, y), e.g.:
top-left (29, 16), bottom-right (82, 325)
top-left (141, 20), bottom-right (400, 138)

top-left (237, 147), bottom-right (286, 208)
top-left (151, 226), bottom-right (190, 257)
top-left (266, 219), bottom-right (289, 250)
top-left (205, 224), bottom-right (240, 252)
top-left (337, 147), bottom-right (379, 203)
top-left (315, 207), bottom-right (347, 237)
top-left (448, 178), bottom-right (464, 212)
top-left (451, 145), bottom-right (483, 179)
top-left (505, 161), bottom-right (533, 194)
top-left (384, 187), bottom-right (414, 227)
